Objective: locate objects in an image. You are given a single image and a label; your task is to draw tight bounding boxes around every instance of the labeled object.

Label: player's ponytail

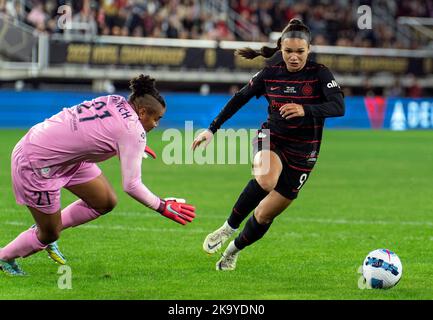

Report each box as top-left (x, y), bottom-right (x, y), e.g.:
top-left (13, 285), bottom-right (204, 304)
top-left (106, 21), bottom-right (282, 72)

top-left (129, 74), bottom-right (166, 112)
top-left (235, 39), bottom-right (281, 60)
top-left (286, 18), bottom-right (304, 28)
top-left (235, 18), bottom-right (310, 60)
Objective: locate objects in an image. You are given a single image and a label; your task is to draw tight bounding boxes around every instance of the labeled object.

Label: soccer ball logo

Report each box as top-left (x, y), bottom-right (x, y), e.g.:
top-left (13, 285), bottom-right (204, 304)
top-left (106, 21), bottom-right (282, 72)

top-left (362, 249), bottom-right (403, 289)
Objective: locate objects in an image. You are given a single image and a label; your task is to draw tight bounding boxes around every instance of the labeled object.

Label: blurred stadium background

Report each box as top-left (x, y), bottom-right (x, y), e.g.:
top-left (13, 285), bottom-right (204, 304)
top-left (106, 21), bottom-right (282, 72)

top-left (1, 0), bottom-right (433, 301)
top-left (0, 0), bottom-right (432, 129)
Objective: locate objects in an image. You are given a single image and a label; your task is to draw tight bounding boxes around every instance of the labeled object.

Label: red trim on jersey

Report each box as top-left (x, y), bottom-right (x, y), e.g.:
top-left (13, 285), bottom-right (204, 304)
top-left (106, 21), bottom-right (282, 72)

top-left (270, 132), bottom-right (321, 144)
top-left (266, 93), bottom-right (321, 99)
top-left (269, 65), bottom-right (318, 71)
top-left (287, 164), bottom-right (313, 172)
top-left (265, 79), bottom-right (319, 84)
top-left (282, 148), bottom-right (319, 159)
top-left (284, 150), bottom-right (311, 159)
top-left (285, 125), bottom-right (323, 129)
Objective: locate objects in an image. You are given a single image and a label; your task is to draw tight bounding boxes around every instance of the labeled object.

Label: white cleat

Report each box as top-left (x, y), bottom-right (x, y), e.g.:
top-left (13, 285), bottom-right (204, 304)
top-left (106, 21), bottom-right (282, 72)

top-left (216, 241), bottom-right (240, 271)
top-left (203, 222), bottom-right (236, 254)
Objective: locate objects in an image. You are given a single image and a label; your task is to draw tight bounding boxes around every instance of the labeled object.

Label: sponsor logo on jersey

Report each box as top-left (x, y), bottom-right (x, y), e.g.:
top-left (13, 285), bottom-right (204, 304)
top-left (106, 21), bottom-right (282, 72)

top-left (271, 100), bottom-right (285, 109)
top-left (284, 86), bottom-right (297, 93)
top-left (326, 80), bottom-right (340, 88)
top-left (270, 86), bottom-right (280, 91)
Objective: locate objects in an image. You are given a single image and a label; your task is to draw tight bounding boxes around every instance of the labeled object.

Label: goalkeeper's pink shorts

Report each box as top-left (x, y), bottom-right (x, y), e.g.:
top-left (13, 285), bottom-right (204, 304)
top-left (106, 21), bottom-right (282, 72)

top-left (11, 139), bottom-right (101, 214)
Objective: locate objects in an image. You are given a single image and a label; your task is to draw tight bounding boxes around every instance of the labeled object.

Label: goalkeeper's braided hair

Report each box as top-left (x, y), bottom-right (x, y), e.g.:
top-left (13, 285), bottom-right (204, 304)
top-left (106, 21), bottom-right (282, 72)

top-left (129, 74), bottom-right (166, 113)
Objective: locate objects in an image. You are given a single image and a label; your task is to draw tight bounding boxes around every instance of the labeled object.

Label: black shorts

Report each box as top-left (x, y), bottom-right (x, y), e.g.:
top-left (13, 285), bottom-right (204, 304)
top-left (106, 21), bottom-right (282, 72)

top-left (252, 130), bottom-right (314, 200)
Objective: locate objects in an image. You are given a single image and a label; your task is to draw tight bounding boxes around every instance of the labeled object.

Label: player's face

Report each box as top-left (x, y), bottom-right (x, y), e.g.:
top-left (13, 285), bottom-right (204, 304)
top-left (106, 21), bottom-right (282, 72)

top-left (139, 104), bottom-right (165, 132)
top-left (281, 38), bottom-right (310, 72)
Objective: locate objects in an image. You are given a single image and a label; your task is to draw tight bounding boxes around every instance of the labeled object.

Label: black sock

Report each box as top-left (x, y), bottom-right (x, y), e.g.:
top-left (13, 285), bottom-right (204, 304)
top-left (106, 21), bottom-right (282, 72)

top-left (234, 214), bottom-right (272, 250)
top-left (227, 179), bottom-right (269, 229)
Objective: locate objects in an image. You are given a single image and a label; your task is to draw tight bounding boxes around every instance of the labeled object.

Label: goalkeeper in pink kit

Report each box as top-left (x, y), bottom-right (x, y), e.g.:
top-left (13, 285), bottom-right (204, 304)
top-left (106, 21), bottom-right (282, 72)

top-left (0, 74), bottom-right (196, 276)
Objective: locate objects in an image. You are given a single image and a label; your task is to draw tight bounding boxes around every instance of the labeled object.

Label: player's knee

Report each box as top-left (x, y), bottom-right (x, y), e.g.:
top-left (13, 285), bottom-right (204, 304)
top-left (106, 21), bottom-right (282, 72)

top-left (96, 194), bottom-right (118, 215)
top-left (255, 215), bottom-right (273, 225)
top-left (255, 175), bottom-right (278, 193)
top-left (254, 208), bottom-right (274, 225)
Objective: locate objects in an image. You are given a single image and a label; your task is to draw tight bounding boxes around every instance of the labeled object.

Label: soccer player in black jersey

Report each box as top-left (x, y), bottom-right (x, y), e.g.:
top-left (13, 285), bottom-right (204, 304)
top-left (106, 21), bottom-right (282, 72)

top-left (192, 19), bottom-right (345, 271)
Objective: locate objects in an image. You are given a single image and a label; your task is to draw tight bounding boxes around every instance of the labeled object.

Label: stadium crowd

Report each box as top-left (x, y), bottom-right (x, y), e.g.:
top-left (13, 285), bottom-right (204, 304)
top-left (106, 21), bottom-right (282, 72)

top-left (1, 0), bottom-right (432, 48)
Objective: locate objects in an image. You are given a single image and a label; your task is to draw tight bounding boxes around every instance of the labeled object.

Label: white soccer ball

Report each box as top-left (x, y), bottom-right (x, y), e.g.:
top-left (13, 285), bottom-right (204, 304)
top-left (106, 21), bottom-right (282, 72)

top-left (362, 249), bottom-right (403, 289)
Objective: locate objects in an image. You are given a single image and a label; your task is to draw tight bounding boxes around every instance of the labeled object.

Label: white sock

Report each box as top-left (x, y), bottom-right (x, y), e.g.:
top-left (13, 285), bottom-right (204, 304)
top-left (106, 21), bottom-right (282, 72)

top-left (225, 240), bottom-right (240, 255)
top-left (223, 221), bottom-right (237, 233)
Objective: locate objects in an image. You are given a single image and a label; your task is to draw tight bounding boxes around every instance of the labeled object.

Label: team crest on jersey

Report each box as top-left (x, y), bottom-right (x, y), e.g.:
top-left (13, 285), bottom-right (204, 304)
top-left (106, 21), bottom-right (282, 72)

top-left (302, 83), bottom-right (313, 96)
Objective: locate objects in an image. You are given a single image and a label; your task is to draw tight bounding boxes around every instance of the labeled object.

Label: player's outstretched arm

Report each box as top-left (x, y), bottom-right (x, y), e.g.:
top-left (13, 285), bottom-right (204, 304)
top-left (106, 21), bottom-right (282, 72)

top-left (118, 129), bottom-right (196, 225)
top-left (157, 198), bottom-right (196, 225)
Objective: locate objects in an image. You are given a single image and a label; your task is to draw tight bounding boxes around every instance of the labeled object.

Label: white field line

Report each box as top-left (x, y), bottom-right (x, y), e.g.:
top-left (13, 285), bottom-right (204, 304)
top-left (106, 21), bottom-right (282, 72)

top-left (2, 208), bottom-right (433, 227)
top-left (2, 220), bottom-right (208, 234)
top-left (2, 213), bottom-right (433, 241)
top-left (2, 220), bottom-right (318, 239)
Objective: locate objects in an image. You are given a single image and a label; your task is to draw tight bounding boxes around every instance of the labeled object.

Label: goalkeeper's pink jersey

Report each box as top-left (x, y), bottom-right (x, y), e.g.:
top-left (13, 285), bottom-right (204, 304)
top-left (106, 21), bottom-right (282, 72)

top-left (19, 95), bottom-right (160, 210)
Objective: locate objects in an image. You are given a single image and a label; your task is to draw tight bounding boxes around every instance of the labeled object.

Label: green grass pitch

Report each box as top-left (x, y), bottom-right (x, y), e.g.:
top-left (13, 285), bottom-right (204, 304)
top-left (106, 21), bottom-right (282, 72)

top-left (0, 129), bottom-right (432, 300)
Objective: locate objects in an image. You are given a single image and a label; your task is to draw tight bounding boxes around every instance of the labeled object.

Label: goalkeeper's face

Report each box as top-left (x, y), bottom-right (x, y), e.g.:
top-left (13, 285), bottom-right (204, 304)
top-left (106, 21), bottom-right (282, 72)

top-left (138, 103), bottom-right (165, 132)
